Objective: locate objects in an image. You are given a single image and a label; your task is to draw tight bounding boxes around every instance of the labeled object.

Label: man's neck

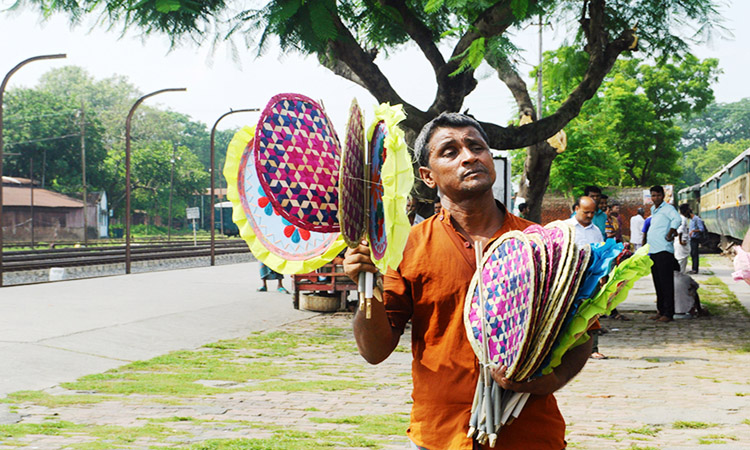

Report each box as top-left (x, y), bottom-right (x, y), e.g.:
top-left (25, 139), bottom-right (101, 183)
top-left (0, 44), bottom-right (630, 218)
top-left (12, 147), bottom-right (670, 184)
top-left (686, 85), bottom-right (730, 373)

top-left (442, 192), bottom-right (504, 246)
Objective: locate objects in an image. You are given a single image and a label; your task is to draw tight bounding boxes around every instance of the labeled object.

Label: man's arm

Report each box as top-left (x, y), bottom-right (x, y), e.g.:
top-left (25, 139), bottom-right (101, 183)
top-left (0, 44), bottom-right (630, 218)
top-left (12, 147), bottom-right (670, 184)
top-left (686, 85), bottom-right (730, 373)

top-left (344, 243), bottom-right (402, 365)
top-left (489, 336), bottom-right (593, 395)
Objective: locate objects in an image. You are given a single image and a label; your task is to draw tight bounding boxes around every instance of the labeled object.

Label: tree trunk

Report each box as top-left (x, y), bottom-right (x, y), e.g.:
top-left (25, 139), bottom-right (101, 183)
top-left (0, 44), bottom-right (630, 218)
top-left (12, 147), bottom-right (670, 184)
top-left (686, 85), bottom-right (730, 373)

top-left (519, 142), bottom-right (558, 223)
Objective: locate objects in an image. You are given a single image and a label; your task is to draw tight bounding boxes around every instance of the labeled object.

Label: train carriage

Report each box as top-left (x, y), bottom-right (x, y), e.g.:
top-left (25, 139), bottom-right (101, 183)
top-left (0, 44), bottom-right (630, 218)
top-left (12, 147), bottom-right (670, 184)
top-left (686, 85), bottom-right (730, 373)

top-left (698, 148), bottom-right (750, 241)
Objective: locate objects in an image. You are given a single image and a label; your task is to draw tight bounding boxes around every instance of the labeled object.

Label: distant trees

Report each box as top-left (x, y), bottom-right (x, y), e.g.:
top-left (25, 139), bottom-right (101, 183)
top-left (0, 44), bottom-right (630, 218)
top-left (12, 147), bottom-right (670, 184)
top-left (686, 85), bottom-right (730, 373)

top-left (2, 66), bottom-right (235, 227)
top-left (540, 50), bottom-right (719, 195)
top-left (678, 98), bottom-right (750, 186)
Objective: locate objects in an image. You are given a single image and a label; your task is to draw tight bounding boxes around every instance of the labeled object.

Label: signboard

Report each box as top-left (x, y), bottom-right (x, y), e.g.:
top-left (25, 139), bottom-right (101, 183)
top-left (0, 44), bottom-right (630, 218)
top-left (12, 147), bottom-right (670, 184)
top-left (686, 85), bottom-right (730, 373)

top-left (186, 207), bottom-right (200, 220)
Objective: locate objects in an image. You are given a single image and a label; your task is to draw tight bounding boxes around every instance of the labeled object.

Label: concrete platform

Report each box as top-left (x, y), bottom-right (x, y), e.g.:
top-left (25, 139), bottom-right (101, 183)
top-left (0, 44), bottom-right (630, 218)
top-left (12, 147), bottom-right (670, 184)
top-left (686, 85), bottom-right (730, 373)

top-left (0, 262), bottom-right (311, 397)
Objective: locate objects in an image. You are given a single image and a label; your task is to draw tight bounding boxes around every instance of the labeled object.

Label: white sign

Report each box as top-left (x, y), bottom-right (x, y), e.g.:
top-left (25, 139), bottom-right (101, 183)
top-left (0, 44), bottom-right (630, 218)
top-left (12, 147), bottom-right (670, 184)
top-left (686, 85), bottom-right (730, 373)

top-left (186, 207), bottom-right (200, 220)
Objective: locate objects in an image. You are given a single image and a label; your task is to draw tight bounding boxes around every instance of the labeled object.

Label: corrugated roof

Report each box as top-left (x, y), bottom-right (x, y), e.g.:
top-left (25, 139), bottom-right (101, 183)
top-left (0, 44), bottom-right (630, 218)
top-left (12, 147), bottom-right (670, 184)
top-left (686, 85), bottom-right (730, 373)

top-left (2, 176), bottom-right (36, 186)
top-left (3, 186), bottom-right (84, 208)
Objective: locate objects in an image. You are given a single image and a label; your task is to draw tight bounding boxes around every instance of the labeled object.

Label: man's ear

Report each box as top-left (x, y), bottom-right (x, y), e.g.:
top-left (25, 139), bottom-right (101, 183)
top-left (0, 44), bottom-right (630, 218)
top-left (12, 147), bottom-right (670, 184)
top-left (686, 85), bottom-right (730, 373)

top-left (418, 166), bottom-right (436, 189)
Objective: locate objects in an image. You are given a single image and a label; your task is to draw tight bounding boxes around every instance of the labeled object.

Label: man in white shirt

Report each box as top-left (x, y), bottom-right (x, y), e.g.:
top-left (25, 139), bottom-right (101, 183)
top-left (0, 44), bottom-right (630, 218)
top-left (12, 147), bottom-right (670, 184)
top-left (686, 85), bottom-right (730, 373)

top-left (629, 207), bottom-right (645, 250)
top-left (565, 196), bottom-right (604, 248)
top-left (565, 196), bottom-right (607, 360)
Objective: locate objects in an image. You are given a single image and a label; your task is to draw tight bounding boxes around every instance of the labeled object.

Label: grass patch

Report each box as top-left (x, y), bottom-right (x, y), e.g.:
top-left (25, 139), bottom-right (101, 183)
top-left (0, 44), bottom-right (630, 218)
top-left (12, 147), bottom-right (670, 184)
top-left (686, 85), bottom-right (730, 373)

top-left (625, 446), bottom-right (658, 450)
top-left (308, 413), bottom-right (409, 436)
top-left (60, 350), bottom-right (287, 396)
top-left (0, 420), bottom-right (179, 446)
top-left (698, 434), bottom-right (737, 444)
top-left (673, 421), bottom-right (717, 429)
top-left (250, 379), bottom-right (374, 392)
top-left (644, 358), bottom-right (660, 363)
top-left (187, 428), bottom-right (380, 450)
top-left (743, 419), bottom-right (750, 426)
top-left (0, 390), bottom-right (117, 407)
top-left (698, 277), bottom-right (749, 317)
top-left (626, 425), bottom-right (660, 436)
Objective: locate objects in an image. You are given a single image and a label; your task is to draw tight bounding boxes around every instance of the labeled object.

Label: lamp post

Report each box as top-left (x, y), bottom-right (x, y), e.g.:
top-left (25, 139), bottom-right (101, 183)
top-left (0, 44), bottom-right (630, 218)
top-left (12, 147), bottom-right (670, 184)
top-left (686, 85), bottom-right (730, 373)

top-left (209, 108), bottom-right (258, 266)
top-left (0, 53), bottom-right (66, 287)
top-left (125, 88), bottom-right (186, 274)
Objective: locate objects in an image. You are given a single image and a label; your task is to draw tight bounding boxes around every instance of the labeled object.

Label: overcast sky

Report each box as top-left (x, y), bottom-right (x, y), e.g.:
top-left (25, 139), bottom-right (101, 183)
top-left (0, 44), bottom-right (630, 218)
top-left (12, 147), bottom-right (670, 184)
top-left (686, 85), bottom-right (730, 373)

top-left (1, 1), bottom-right (747, 134)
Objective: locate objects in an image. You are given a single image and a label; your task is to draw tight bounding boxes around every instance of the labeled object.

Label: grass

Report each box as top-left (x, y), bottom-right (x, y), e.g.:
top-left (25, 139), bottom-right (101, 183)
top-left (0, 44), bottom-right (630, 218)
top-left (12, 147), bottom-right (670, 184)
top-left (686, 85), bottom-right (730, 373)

top-left (698, 277), bottom-right (749, 317)
top-left (626, 425), bottom-right (661, 436)
top-left (185, 429), bottom-right (380, 450)
top-left (673, 421), bottom-right (717, 429)
top-left (697, 434), bottom-right (737, 444)
top-left (0, 419), bottom-right (180, 446)
top-left (308, 413), bottom-right (409, 436)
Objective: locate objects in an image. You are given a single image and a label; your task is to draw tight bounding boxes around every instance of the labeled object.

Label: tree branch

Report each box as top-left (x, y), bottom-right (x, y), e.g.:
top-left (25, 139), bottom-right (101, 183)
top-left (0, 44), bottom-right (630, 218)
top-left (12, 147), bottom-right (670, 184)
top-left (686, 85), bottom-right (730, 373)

top-left (380, 0), bottom-right (445, 73)
top-left (481, 0), bottom-right (636, 150)
top-left (326, 12), bottom-right (430, 130)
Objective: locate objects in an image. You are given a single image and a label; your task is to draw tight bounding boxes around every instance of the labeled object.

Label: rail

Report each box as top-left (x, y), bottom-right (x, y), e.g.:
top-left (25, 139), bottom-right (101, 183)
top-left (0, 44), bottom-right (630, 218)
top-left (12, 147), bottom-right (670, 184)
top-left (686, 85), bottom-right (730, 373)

top-left (2, 239), bottom-right (250, 272)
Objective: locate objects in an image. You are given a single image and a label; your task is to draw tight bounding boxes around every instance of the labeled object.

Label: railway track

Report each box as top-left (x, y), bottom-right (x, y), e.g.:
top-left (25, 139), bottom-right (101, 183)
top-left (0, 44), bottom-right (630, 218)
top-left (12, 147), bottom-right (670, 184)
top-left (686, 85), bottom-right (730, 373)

top-left (2, 239), bottom-right (250, 272)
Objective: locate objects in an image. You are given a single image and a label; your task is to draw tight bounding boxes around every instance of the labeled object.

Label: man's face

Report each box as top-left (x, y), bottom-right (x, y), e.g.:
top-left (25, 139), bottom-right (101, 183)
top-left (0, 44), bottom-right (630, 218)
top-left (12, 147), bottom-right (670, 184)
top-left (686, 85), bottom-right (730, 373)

top-left (651, 190), bottom-right (664, 207)
top-left (575, 197), bottom-right (597, 226)
top-left (588, 192), bottom-right (601, 208)
top-left (598, 197), bottom-right (608, 211)
top-left (418, 126), bottom-right (495, 200)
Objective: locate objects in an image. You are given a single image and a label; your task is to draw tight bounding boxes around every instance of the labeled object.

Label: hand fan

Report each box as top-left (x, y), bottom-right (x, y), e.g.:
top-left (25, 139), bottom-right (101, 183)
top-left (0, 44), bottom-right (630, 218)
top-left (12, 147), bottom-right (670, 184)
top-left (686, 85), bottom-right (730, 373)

top-left (464, 231), bottom-right (536, 378)
top-left (338, 99), bottom-right (367, 248)
top-left (224, 126), bottom-right (346, 274)
top-left (254, 93), bottom-right (341, 233)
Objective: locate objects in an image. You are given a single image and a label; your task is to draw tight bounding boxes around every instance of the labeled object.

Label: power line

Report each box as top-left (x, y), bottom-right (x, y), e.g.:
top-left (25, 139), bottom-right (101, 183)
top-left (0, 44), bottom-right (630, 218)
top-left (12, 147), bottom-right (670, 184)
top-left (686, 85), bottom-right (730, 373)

top-left (5, 133), bottom-right (81, 148)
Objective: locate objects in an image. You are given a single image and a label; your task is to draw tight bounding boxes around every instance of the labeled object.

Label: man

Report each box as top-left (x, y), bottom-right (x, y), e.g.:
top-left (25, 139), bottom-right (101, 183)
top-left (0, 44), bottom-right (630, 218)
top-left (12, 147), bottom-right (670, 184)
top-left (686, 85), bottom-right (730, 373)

top-left (566, 197), bottom-right (604, 249)
top-left (675, 204), bottom-right (692, 273)
top-left (687, 207), bottom-right (706, 274)
top-left (565, 197), bottom-right (607, 359)
top-left (647, 185), bottom-right (681, 323)
top-left (345, 113), bottom-right (592, 450)
top-left (630, 208), bottom-right (646, 250)
top-left (518, 202), bottom-right (529, 220)
top-left (576, 186), bottom-right (607, 239)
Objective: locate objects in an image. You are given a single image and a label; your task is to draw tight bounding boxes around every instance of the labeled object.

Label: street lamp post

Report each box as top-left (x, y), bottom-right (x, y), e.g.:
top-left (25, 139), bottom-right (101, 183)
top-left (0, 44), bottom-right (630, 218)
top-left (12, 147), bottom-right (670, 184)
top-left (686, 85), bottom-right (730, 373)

top-left (209, 108), bottom-right (258, 266)
top-left (0, 53), bottom-right (66, 287)
top-left (125, 88), bottom-right (186, 274)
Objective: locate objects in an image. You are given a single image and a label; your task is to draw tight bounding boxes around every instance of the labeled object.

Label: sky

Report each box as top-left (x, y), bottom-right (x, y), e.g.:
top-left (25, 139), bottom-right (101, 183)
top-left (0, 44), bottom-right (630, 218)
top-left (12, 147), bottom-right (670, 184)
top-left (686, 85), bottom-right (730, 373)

top-left (0, 1), bottom-right (748, 134)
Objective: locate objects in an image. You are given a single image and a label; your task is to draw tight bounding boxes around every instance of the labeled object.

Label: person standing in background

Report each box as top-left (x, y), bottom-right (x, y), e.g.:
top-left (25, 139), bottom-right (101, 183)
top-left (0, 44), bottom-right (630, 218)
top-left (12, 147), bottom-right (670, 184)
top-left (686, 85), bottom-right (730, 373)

top-left (647, 185), bottom-right (681, 323)
top-left (687, 207), bottom-right (706, 274)
top-left (630, 207), bottom-right (646, 250)
top-left (675, 204), bottom-right (692, 273)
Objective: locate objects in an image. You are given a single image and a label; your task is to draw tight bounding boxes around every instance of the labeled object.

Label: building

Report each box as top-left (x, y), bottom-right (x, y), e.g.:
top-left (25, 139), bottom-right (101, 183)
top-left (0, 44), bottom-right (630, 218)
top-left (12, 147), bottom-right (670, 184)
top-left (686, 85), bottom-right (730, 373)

top-left (1, 176), bottom-right (108, 242)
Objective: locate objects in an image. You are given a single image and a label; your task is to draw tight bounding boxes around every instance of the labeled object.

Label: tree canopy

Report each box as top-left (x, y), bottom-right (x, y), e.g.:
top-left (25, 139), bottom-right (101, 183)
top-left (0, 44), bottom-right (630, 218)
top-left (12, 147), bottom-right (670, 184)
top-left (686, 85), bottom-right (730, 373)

top-left (11, 0), bottom-right (726, 221)
top-left (2, 66), bottom-right (234, 226)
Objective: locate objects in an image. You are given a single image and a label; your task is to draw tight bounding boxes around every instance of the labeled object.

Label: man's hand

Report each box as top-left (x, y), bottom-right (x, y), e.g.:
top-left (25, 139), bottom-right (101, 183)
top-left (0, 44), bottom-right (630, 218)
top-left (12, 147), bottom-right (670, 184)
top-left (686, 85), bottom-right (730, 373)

top-left (666, 229), bottom-right (677, 242)
top-left (489, 336), bottom-right (593, 396)
top-left (343, 241), bottom-right (379, 283)
top-left (490, 366), bottom-right (562, 396)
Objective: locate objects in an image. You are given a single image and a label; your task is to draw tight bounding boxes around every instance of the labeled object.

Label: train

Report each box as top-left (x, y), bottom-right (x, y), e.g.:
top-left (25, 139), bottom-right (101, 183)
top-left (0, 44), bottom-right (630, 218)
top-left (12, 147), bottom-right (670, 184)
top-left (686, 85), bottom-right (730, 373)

top-left (214, 201), bottom-right (239, 236)
top-left (677, 147), bottom-right (750, 243)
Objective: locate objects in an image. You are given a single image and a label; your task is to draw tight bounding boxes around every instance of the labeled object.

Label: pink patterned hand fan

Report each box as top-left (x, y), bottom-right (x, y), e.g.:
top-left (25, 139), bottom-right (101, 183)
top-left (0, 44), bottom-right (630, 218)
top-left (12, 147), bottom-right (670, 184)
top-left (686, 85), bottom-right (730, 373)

top-left (339, 99), bottom-right (367, 248)
top-left (255, 93), bottom-right (341, 233)
top-left (464, 232), bottom-right (536, 378)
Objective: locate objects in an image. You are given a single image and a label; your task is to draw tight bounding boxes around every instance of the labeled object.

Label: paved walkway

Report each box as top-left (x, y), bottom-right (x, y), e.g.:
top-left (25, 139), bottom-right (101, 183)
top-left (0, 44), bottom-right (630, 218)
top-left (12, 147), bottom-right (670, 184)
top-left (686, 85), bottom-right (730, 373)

top-left (0, 262), bottom-right (308, 396)
top-left (0, 255), bottom-right (748, 449)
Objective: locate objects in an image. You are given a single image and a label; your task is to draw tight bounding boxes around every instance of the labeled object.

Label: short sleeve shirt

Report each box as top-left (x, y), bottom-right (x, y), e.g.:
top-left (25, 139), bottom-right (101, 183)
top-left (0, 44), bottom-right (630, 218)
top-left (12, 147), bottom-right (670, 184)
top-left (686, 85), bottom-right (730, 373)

top-left (384, 203), bottom-right (566, 450)
top-left (647, 202), bottom-right (681, 254)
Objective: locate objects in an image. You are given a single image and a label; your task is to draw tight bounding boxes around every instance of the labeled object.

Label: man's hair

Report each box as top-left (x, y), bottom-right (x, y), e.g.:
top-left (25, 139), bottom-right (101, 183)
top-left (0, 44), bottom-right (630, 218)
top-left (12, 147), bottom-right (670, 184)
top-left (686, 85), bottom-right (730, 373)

top-left (637, 207), bottom-right (645, 215)
top-left (679, 203), bottom-right (691, 215)
top-left (650, 185), bottom-right (665, 194)
top-left (414, 112), bottom-right (489, 167)
top-left (583, 185), bottom-right (601, 196)
top-left (518, 202), bottom-right (528, 212)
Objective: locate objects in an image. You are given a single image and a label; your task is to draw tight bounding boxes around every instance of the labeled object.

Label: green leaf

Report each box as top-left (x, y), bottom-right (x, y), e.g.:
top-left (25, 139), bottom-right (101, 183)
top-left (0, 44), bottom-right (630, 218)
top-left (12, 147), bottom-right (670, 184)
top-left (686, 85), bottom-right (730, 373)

top-left (155, 0), bottom-right (183, 13)
top-left (510, 0), bottom-right (528, 19)
top-left (450, 37), bottom-right (485, 76)
top-left (308, 1), bottom-right (338, 42)
top-left (424, 0), bottom-right (445, 14)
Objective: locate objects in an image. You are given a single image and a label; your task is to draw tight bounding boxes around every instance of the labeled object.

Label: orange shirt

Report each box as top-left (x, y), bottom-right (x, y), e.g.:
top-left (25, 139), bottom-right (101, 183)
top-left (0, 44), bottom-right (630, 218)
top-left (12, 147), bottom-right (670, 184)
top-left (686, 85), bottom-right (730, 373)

top-left (384, 204), bottom-right (566, 450)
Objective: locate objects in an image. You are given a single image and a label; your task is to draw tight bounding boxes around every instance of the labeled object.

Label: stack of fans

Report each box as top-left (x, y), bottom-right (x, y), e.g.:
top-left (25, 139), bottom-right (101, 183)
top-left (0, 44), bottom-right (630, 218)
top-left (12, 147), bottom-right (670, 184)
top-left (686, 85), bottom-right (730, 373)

top-left (463, 221), bottom-right (653, 446)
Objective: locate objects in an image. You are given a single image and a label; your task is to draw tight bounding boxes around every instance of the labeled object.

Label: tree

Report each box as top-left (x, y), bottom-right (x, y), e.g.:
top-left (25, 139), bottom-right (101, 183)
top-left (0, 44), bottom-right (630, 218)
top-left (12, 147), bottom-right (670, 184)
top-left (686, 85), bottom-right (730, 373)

top-left (2, 87), bottom-right (107, 193)
top-left (15, 0), bottom-right (725, 222)
top-left (678, 98), bottom-right (750, 154)
top-left (541, 51), bottom-right (719, 192)
top-left (682, 139), bottom-right (750, 186)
